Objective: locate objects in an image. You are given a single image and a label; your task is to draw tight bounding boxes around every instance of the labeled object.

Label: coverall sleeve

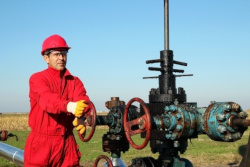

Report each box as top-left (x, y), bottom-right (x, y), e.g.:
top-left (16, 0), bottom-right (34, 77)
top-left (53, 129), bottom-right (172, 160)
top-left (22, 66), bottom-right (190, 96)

top-left (72, 77), bottom-right (91, 114)
top-left (29, 74), bottom-right (69, 114)
top-left (72, 77), bottom-right (90, 102)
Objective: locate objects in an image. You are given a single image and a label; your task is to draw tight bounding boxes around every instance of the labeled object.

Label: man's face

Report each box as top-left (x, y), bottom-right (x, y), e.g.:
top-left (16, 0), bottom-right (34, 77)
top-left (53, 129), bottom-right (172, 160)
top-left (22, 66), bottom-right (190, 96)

top-left (43, 50), bottom-right (68, 71)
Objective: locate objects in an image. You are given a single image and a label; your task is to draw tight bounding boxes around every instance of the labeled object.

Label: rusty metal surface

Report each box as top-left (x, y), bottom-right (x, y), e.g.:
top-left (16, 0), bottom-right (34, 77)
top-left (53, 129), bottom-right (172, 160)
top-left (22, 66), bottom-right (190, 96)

top-left (102, 133), bottom-right (129, 153)
top-left (105, 97), bottom-right (125, 109)
top-left (231, 117), bottom-right (250, 128)
top-left (203, 104), bottom-right (215, 134)
top-left (93, 155), bottom-right (113, 167)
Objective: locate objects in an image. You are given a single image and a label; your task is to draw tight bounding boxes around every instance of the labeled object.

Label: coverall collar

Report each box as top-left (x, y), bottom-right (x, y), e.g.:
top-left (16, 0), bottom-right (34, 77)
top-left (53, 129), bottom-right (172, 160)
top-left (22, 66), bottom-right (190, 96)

top-left (47, 66), bottom-right (71, 78)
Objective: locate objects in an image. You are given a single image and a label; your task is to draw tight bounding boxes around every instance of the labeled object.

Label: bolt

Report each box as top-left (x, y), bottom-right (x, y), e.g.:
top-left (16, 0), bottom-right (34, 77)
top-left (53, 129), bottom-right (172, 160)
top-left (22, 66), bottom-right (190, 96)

top-left (165, 133), bottom-right (171, 139)
top-left (176, 125), bottom-right (183, 131)
top-left (176, 113), bottom-right (182, 120)
top-left (224, 104), bottom-right (231, 111)
top-left (217, 125), bottom-right (227, 134)
top-left (239, 111), bottom-right (248, 119)
top-left (237, 132), bottom-right (242, 139)
top-left (174, 99), bottom-right (179, 105)
top-left (138, 118), bottom-right (146, 129)
top-left (225, 134), bottom-right (232, 141)
top-left (171, 133), bottom-right (177, 140)
top-left (224, 135), bottom-right (230, 142)
top-left (174, 141), bottom-right (180, 147)
top-left (232, 103), bottom-right (240, 112)
top-left (165, 106), bottom-right (170, 111)
top-left (216, 113), bottom-right (226, 121)
top-left (156, 140), bottom-right (163, 144)
top-left (232, 132), bottom-right (241, 140)
top-left (150, 88), bottom-right (157, 94)
top-left (170, 105), bottom-right (177, 112)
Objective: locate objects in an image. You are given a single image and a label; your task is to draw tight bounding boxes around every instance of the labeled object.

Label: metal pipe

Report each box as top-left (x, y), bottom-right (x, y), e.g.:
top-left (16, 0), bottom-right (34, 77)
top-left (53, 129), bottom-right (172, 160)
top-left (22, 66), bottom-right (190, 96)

top-left (164, 0), bottom-right (169, 50)
top-left (96, 115), bottom-right (114, 126)
top-left (0, 142), bottom-right (24, 166)
top-left (232, 118), bottom-right (250, 127)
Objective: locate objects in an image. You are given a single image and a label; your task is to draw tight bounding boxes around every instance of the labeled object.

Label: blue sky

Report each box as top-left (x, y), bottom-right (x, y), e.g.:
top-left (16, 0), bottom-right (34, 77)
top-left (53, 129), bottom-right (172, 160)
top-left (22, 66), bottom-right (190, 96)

top-left (0, 0), bottom-right (249, 113)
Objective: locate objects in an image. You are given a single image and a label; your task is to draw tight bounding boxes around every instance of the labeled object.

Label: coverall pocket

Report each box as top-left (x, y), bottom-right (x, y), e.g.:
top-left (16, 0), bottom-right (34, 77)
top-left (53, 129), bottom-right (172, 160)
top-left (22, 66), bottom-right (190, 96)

top-left (28, 134), bottom-right (51, 166)
top-left (62, 135), bottom-right (81, 166)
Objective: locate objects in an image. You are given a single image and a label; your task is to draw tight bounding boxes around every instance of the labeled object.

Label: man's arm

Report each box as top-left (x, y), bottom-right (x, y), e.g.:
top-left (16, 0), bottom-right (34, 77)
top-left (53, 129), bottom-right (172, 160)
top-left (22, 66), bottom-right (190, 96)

top-left (29, 73), bottom-right (69, 114)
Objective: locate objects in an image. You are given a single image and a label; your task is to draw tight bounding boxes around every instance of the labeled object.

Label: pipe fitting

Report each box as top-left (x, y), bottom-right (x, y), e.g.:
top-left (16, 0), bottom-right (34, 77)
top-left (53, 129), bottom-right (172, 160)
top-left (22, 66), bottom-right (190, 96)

top-left (216, 113), bottom-right (226, 122)
top-left (176, 113), bottom-right (182, 120)
top-left (217, 125), bottom-right (227, 134)
top-left (176, 125), bottom-right (183, 132)
top-left (170, 105), bottom-right (177, 112)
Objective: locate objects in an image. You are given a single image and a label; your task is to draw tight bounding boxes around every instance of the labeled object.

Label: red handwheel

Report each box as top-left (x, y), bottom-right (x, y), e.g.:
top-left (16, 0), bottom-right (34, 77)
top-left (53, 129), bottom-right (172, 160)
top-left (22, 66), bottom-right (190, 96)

top-left (123, 97), bottom-right (151, 149)
top-left (78, 101), bottom-right (97, 142)
top-left (93, 155), bottom-right (113, 167)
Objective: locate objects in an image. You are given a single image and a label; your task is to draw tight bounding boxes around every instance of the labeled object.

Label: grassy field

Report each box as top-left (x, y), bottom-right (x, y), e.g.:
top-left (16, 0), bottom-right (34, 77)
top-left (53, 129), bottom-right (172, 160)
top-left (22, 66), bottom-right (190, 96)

top-left (1, 112), bottom-right (250, 167)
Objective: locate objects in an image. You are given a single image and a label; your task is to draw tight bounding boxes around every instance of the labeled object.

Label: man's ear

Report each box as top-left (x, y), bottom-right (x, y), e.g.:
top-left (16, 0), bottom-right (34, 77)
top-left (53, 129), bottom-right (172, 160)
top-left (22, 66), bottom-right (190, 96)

top-left (43, 55), bottom-right (49, 64)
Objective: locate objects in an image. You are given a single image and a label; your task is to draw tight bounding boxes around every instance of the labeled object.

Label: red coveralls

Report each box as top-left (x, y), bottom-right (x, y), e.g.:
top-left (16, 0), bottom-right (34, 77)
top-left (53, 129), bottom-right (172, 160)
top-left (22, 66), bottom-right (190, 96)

top-left (24, 66), bottom-right (89, 167)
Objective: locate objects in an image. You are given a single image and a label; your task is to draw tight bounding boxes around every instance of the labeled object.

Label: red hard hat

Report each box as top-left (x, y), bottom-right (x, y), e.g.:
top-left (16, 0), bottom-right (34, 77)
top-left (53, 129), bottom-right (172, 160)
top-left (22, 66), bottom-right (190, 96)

top-left (41, 34), bottom-right (71, 55)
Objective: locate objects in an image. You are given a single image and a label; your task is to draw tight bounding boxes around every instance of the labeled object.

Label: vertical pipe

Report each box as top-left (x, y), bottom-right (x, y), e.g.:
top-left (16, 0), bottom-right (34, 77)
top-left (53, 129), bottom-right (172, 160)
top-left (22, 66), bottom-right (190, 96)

top-left (164, 0), bottom-right (169, 50)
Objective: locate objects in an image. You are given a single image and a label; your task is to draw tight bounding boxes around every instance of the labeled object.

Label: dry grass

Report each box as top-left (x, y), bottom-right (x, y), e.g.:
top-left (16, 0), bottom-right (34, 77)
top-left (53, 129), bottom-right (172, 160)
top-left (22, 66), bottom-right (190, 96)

top-left (0, 113), bottom-right (30, 131)
top-left (0, 113), bottom-right (109, 131)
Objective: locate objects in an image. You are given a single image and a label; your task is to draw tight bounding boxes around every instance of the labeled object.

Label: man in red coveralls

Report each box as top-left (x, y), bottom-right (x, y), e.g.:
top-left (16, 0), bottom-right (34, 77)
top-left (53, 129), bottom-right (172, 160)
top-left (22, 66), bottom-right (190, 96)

top-left (24, 34), bottom-right (89, 167)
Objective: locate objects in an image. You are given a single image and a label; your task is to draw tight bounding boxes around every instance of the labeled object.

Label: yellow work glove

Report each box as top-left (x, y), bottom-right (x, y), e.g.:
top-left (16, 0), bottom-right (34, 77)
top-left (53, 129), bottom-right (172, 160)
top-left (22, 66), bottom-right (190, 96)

top-left (67, 100), bottom-right (89, 118)
top-left (73, 118), bottom-right (86, 135)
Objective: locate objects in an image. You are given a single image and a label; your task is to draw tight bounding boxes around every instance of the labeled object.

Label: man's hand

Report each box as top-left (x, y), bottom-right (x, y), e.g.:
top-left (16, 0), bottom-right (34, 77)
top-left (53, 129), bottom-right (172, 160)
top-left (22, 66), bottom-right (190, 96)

top-left (73, 118), bottom-right (86, 135)
top-left (67, 100), bottom-right (89, 118)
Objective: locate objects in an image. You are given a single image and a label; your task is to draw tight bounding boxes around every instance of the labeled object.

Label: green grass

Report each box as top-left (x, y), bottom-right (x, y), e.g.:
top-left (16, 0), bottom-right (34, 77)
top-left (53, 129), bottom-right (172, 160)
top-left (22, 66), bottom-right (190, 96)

top-left (181, 132), bottom-right (249, 166)
top-left (1, 128), bottom-right (249, 167)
